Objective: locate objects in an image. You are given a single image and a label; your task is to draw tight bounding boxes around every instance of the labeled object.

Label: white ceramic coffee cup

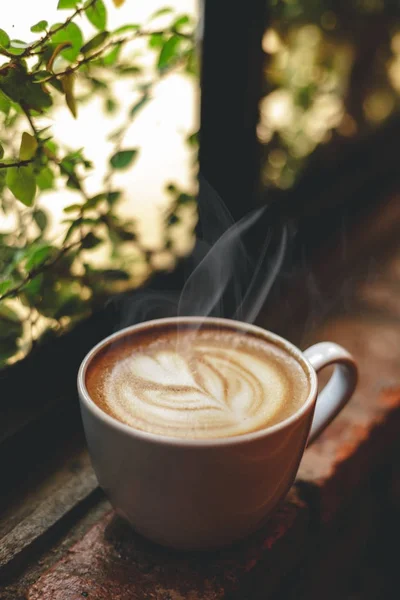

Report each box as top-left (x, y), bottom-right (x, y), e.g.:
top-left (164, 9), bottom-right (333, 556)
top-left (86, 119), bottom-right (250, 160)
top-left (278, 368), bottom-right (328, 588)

top-left (78, 317), bottom-right (357, 550)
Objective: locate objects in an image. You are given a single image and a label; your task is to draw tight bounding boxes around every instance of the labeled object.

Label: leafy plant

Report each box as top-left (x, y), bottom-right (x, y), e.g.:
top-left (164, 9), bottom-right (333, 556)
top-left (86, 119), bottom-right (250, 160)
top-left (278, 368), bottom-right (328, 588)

top-left (0, 0), bottom-right (198, 367)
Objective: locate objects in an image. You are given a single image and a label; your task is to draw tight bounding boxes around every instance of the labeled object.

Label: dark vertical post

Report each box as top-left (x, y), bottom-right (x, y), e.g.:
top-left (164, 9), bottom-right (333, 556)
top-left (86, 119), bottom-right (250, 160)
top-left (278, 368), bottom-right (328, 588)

top-left (199, 0), bottom-right (269, 222)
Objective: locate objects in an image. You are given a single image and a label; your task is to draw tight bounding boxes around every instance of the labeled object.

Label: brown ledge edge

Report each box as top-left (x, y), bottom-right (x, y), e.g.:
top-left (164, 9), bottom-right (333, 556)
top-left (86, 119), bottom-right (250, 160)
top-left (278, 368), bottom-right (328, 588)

top-left (0, 448), bottom-right (97, 573)
top-left (26, 490), bottom-right (309, 600)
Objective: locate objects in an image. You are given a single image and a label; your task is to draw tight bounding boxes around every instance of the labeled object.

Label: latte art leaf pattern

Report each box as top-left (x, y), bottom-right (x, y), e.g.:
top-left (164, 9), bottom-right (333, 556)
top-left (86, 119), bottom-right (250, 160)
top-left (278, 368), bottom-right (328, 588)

top-left (103, 339), bottom-right (295, 438)
top-left (129, 352), bottom-right (199, 389)
top-left (126, 351), bottom-right (263, 415)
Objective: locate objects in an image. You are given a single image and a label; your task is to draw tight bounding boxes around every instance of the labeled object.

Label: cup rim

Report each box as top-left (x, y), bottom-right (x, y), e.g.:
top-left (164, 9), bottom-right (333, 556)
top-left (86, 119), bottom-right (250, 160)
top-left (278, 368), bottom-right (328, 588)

top-left (77, 316), bottom-right (318, 447)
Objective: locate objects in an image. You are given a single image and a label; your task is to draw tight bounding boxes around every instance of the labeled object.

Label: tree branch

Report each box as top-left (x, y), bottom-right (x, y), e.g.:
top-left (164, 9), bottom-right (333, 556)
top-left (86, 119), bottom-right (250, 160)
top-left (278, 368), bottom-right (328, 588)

top-left (0, 239), bottom-right (82, 302)
top-left (0, 48), bottom-right (16, 59)
top-left (39, 35), bottom-right (138, 83)
top-left (0, 159), bottom-right (34, 169)
top-left (21, 0), bottom-right (98, 57)
top-left (23, 110), bottom-right (39, 139)
top-left (39, 29), bottom-right (193, 84)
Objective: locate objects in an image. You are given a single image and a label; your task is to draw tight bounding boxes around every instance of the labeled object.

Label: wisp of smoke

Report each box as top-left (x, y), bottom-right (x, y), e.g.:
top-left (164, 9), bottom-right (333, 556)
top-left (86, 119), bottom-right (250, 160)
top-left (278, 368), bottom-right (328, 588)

top-left (113, 176), bottom-right (288, 330)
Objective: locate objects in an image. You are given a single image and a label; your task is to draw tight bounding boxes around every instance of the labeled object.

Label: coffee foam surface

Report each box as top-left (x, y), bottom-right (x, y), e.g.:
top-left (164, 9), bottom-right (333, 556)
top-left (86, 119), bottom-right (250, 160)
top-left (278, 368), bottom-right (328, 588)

top-left (86, 327), bottom-right (310, 439)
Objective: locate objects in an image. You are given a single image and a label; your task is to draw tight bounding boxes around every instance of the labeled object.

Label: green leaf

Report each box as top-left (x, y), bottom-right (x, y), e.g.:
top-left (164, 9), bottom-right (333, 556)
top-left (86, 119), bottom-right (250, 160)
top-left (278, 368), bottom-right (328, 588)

top-left (172, 15), bottom-right (190, 31)
top-left (0, 246), bottom-right (19, 276)
top-left (28, 86), bottom-right (53, 111)
top-left (184, 47), bottom-right (198, 76)
top-left (129, 93), bottom-right (149, 118)
top-left (0, 143), bottom-right (3, 160)
top-left (31, 20), bottom-right (48, 33)
top-left (90, 76), bottom-right (107, 89)
top-left (8, 40), bottom-right (29, 56)
top-left (0, 64), bottom-right (27, 105)
top-left (57, 0), bottom-right (80, 8)
top-left (45, 139), bottom-right (58, 155)
top-left (23, 81), bottom-right (53, 112)
top-left (81, 232), bottom-right (103, 249)
top-left (158, 35), bottom-right (182, 71)
top-left (151, 8), bottom-right (173, 19)
top-left (6, 165), bottom-right (36, 206)
top-left (102, 42), bottom-right (122, 66)
top-left (23, 273), bottom-right (44, 297)
top-left (38, 126), bottom-right (52, 138)
top-left (66, 175), bottom-right (80, 190)
top-left (0, 280), bottom-right (12, 295)
top-left (33, 209), bottom-right (48, 232)
top-left (80, 217), bottom-right (99, 226)
top-left (81, 31), bottom-right (109, 54)
top-left (149, 32), bottom-right (165, 49)
top-left (0, 91), bottom-right (10, 114)
top-left (63, 148), bottom-right (90, 167)
top-left (32, 70), bottom-right (52, 82)
top-left (106, 191), bottom-right (121, 205)
top-left (0, 29), bottom-right (10, 48)
top-left (118, 65), bottom-right (142, 76)
top-left (110, 149), bottom-right (138, 169)
top-left (27, 274), bottom-right (86, 321)
top-left (63, 217), bottom-right (82, 243)
top-left (84, 0), bottom-right (107, 31)
top-left (63, 217), bottom-right (98, 241)
top-left (20, 132), bottom-right (38, 160)
top-left (83, 193), bottom-right (106, 209)
top-left (60, 157), bottom-right (75, 174)
top-left (61, 73), bottom-right (77, 118)
top-left (0, 171), bottom-right (6, 195)
top-left (113, 24), bottom-right (140, 35)
top-left (63, 203), bottom-right (82, 213)
top-left (51, 22), bottom-right (83, 62)
top-left (25, 244), bottom-right (53, 270)
top-left (109, 225), bottom-right (136, 241)
top-left (187, 131), bottom-right (198, 146)
top-left (105, 97), bottom-right (117, 113)
top-left (36, 166), bottom-right (55, 190)
top-left (4, 112), bottom-right (19, 128)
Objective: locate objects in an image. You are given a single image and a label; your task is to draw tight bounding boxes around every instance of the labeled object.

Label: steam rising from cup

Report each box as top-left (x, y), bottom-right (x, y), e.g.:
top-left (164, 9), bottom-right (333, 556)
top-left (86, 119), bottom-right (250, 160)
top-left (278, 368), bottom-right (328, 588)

top-left (112, 177), bottom-right (287, 330)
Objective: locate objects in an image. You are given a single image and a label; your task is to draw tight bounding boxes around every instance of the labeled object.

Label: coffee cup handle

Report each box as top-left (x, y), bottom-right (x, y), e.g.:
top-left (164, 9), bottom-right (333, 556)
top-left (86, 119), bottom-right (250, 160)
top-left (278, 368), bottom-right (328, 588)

top-left (303, 342), bottom-right (358, 446)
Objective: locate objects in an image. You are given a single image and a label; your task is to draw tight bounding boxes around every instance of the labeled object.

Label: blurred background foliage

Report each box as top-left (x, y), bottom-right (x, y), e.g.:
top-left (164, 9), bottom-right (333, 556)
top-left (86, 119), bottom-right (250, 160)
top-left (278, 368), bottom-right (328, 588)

top-left (259, 0), bottom-right (400, 189)
top-left (3, 0), bottom-right (400, 368)
top-left (0, 0), bottom-right (197, 368)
